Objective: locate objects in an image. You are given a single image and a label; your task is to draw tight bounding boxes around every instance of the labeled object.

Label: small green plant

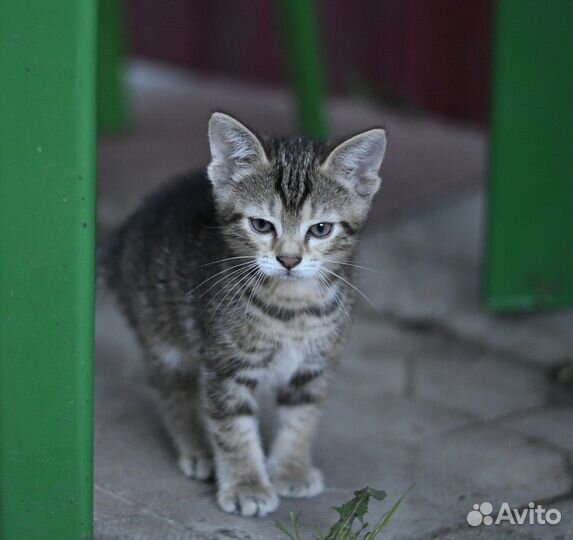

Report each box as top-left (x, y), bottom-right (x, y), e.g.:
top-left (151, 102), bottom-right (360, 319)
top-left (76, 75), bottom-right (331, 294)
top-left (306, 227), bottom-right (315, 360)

top-left (275, 486), bottom-right (410, 540)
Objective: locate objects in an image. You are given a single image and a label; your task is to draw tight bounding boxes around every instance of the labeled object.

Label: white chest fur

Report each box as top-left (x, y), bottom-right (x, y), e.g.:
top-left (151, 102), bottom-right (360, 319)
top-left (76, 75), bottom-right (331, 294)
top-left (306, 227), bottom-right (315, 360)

top-left (266, 344), bottom-right (306, 386)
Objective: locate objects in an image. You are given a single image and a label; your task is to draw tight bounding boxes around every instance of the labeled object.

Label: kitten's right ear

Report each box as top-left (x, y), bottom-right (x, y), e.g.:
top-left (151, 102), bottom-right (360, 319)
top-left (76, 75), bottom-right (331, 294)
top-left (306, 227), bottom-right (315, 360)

top-left (207, 113), bottom-right (268, 188)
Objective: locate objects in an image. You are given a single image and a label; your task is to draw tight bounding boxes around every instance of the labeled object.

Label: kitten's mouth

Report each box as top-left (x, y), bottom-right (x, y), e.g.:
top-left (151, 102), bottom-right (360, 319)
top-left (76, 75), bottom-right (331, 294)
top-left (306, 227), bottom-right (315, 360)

top-left (277, 270), bottom-right (314, 282)
top-left (280, 272), bottom-right (299, 281)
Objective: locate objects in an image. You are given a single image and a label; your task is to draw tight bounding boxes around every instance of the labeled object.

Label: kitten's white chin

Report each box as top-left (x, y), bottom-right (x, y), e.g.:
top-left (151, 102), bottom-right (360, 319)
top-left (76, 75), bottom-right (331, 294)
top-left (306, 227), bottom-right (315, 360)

top-left (271, 273), bottom-right (319, 298)
top-left (276, 270), bottom-right (315, 282)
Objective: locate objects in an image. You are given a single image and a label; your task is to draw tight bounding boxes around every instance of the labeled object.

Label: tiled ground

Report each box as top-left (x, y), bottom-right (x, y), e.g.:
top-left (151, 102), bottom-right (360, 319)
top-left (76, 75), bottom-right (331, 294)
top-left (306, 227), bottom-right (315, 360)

top-left (95, 63), bottom-right (572, 540)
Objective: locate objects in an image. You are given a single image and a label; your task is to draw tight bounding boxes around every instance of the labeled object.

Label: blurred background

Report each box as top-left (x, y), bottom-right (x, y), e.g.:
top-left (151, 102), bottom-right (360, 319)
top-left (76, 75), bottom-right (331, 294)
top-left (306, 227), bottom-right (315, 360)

top-left (126, 0), bottom-right (490, 122)
top-left (97, 0), bottom-right (491, 233)
top-left (95, 2), bottom-right (572, 539)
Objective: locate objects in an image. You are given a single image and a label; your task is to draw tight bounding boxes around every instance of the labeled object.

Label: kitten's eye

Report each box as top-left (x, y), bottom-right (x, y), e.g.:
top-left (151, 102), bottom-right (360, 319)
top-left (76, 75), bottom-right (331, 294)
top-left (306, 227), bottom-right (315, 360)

top-left (308, 222), bottom-right (333, 238)
top-left (249, 218), bottom-right (274, 234)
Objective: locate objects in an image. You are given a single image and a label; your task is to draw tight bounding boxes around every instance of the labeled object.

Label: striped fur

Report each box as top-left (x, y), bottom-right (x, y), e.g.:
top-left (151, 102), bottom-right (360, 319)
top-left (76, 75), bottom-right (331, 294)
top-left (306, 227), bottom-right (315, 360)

top-left (101, 113), bottom-right (386, 516)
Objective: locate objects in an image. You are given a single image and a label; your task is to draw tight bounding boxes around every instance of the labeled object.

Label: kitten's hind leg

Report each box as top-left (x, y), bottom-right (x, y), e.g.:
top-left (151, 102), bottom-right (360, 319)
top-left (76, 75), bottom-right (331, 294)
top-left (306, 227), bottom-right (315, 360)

top-left (150, 363), bottom-right (214, 481)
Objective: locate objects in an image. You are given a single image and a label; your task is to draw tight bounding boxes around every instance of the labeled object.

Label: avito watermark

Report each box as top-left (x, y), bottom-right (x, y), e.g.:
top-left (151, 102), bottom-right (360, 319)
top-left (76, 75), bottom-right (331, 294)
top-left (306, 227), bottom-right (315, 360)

top-left (467, 501), bottom-right (561, 527)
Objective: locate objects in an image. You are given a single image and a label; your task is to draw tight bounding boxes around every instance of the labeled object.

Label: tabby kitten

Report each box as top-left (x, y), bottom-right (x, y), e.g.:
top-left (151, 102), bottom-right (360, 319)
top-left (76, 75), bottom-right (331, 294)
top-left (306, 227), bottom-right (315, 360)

top-left (100, 112), bottom-right (386, 517)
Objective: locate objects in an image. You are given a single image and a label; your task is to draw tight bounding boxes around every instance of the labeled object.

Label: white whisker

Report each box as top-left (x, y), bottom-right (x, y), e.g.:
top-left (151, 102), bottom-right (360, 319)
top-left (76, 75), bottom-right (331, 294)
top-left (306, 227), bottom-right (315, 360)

top-left (226, 267), bottom-right (261, 315)
top-left (321, 267), bottom-right (379, 312)
top-left (200, 255), bottom-right (254, 267)
top-left (210, 266), bottom-right (258, 320)
top-left (312, 274), bottom-right (327, 320)
top-left (323, 258), bottom-right (378, 273)
top-left (196, 262), bottom-right (257, 300)
top-left (244, 270), bottom-right (266, 319)
top-left (316, 269), bottom-right (352, 326)
top-left (186, 260), bottom-right (255, 297)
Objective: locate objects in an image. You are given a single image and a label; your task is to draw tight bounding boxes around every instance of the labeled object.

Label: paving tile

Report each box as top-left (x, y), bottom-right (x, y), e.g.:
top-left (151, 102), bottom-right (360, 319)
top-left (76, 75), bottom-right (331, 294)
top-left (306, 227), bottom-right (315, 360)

top-left (412, 347), bottom-right (548, 418)
top-left (95, 485), bottom-right (138, 522)
top-left (501, 407), bottom-right (573, 453)
top-left (96, 513), bottom-right (193, 540)
top-left (450, 310), bottom-right (573, 370)
top-left (341, 315), bottom-right (415, 397)
top-left (322, 390), bottom-right (471, 450)
top-left (95, 487), bottom-right (203, 540)
top-left (415, 425), bottom-right (570, 515)
top-left (358, 221), bottom-right (573, 369)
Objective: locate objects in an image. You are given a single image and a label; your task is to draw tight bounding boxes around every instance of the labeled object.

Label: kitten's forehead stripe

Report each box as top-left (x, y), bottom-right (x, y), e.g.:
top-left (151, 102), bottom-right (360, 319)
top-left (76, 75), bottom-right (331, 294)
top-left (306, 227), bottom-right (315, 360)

top-left (270, 137), bottom-right (318, 211)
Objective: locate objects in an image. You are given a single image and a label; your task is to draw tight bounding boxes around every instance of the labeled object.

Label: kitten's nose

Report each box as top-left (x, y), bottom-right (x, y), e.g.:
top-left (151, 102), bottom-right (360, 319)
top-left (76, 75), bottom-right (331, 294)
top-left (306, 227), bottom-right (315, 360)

top-left (277, 256), bottom-right (302, 270)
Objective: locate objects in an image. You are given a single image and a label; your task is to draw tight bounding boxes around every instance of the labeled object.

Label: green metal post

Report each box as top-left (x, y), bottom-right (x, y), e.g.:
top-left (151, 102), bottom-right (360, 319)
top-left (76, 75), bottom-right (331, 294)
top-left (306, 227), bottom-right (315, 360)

top-left (485, 0), bottom-right (573, 311)
top-left (0, 0), bottom-right (96, 538)
top-left (280, 0), bottom-right (328, 139)
top-left (97, 0), bottom-right (128, 132)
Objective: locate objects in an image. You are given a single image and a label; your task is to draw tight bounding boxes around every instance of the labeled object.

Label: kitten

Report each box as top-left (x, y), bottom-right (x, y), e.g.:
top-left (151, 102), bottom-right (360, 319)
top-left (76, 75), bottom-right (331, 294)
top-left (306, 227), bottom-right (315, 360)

top-left (99, 112), bottom-right (386, 516)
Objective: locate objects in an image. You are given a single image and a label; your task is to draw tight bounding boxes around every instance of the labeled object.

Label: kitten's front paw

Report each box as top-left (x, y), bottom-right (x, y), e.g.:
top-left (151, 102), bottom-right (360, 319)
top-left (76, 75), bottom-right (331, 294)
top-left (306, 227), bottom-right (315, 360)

top-left (178, 454), bottom-right (214, 481)
top-left (217, 481), bottom-right (279, 517)
top-left (270, 465), bottom-right (324, 498)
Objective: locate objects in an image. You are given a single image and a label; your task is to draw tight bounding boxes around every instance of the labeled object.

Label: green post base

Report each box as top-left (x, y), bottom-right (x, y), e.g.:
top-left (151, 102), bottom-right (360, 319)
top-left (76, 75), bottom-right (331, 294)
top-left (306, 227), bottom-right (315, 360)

top-left (0, 0), bottom-right (96, 538)
top-left (485, 0), bottom-right (573, 311)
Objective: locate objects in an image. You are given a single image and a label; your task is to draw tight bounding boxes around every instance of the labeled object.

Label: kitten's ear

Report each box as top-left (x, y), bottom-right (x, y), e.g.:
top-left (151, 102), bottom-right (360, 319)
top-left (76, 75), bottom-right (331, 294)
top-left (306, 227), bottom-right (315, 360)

top-left (321, 128), bottom-right (387, 197)
top-left (207, 112), bottom-right (268, 187)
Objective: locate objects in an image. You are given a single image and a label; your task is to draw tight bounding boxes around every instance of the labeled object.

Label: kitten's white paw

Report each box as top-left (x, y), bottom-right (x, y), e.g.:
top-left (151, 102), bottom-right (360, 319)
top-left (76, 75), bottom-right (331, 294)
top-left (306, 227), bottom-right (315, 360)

top-left (270, 466), bottom-right (324, 498)
top-left (217, 482), bottom-right (279, 517)
top-left (178, 454), bottom-right (214, 481)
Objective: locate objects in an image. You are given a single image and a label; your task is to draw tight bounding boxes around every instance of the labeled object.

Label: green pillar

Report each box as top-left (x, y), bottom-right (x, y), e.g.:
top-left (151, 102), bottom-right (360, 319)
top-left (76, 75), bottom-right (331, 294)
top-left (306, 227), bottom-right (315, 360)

top-left (280, 0), bottom-right (328, 139)
top-left (97, 0), bottom-right (128, 132)
top-left (0, 0), bottom-right (96, 538)
top-left (485, 0), bottom-right (573, 311)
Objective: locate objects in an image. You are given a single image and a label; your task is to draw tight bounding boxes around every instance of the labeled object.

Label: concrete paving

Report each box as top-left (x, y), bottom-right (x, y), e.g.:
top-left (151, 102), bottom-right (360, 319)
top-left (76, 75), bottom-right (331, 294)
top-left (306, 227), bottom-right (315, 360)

top-left (95, 63), bottom-right (572, 540)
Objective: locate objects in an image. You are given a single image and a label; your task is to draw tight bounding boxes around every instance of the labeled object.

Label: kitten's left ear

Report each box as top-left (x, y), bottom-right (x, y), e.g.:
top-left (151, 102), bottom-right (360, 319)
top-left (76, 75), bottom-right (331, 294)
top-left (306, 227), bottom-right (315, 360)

top-left (207, 112), bottom-right (269, 188)
top-left (321, 128), bottom-right (387, 197)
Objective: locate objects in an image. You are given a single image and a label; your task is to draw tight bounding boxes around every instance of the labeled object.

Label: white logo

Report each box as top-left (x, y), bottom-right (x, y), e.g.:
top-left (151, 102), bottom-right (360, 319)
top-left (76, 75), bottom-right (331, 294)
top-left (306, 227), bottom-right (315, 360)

top-left (467, 502), bottom-right (494, 526)
top-left (467, 502), bottom-right (561, 527)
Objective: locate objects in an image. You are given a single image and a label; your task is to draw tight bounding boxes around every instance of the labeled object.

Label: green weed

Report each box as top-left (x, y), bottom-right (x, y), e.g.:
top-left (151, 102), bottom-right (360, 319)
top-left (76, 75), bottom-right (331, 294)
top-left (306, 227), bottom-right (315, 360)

top-left (275, 486), bottom-right (410, 540)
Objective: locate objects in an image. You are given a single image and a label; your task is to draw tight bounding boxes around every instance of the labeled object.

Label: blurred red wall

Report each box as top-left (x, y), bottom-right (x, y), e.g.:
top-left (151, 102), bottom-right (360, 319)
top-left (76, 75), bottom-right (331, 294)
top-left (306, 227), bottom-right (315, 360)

top-left (125, 0), bottom-right (491, 123)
